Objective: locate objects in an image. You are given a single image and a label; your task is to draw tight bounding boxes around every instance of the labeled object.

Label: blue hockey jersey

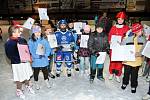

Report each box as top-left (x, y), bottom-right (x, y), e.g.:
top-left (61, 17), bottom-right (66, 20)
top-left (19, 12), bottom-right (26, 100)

top-left (55, 30), bottom-right (75, 51)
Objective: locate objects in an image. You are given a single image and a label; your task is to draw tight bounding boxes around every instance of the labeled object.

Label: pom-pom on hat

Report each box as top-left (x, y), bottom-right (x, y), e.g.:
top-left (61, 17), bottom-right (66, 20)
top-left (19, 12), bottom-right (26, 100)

top-left (12, 20), bottom-right (22, 28)
top-left (116, 11), bottom-right (126, 19)
top-left (132, 23), bottom-right (143, 33)
top-left (32, 25), bottom-right (41, 33)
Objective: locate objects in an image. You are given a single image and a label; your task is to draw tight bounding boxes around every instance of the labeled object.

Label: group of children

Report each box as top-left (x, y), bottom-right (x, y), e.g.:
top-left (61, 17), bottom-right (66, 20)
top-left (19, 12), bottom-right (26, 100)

top-left (4, 11), bottom-right (150, 99)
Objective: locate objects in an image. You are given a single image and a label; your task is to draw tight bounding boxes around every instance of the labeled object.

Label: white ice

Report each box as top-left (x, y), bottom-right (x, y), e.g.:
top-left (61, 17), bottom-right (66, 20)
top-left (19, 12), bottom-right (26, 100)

top-left (0, 41), bottom-right (148, 100)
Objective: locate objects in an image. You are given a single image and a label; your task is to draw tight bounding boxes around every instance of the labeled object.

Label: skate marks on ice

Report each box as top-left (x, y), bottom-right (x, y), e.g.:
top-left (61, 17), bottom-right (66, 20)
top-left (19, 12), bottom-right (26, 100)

top-left (0, 51), bottom-right (149, 100)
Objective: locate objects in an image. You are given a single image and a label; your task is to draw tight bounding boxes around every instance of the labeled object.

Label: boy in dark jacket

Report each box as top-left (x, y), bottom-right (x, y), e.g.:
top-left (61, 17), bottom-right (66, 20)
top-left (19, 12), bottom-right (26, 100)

top-left (88, 25), bottom-right (109, 83)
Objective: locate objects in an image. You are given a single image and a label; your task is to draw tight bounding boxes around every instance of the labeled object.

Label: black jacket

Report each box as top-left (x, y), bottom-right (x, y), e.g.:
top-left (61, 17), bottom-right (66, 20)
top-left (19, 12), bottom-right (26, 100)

top-left (88, 32), bottom-right (109, 55)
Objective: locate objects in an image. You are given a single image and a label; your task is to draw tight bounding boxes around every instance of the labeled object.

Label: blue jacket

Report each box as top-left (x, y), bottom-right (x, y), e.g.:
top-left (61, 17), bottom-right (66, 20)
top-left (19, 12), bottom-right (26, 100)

top-left (28, 37), bottom-right (51, 67)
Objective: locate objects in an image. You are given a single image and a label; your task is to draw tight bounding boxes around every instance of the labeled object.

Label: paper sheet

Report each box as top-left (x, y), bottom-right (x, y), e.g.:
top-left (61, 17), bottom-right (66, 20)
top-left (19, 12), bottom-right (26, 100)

top-left (17, 44), bottom-right (31, 62)
top-left (111, 45), bottom-right (135, 61)
top-left (96, 52), bottom-right (107, 64)
top-left (110, 35), bottom-right (122, 49)
top-left (74, 22), bottom-right (83, 31)
top-left (38, 8), bottom-right (49, 20)
top-left (47, 34), bottom-right (58, 48)
top-left (142, 41), bottom-right (150, 58)
top-left (143, 24), bottom-right (150, 35)
top-left (80, 35), bottom-right (89, 48)
top-left (23, 17), bottom-right (35, 30)
top-left (36, 44), bottom-right (45, 55)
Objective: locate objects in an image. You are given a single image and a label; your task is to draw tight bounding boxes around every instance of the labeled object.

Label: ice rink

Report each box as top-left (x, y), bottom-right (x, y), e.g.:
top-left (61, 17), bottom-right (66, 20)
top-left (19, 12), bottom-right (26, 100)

top-left (0, 41), bottom-right (148, 100)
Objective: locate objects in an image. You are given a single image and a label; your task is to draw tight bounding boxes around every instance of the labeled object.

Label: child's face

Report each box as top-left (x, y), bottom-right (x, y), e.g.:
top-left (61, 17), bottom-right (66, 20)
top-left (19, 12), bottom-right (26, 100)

top-left (96, 27), bottom-right (103, 33)
top-left (84, 30), bottom-right (90, 34)
top-left (45, 28), bottom-right (53, 35)
top-left (117, 18), bottom-right (124, 24)
top-left (68, 23), bottom-right (74, 29)
top-left (13, 28), bottom-right (20, 37)
top-left (103, 12), bottom-right (107, 17)
top-left (34, 32), bottom-right (41, 38)
top-left (135, 30), bottom-right (143, 36)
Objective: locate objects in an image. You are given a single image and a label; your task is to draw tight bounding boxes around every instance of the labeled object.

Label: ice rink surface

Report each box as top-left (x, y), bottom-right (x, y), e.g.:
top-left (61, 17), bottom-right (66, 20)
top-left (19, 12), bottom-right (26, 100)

top-left (0, 41), bottom-right (148, 100)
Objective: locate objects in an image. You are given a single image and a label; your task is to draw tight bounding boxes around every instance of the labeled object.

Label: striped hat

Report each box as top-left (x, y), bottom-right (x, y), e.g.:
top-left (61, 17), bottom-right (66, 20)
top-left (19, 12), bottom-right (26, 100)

top-left (132, 23), bottom-right (143, 33)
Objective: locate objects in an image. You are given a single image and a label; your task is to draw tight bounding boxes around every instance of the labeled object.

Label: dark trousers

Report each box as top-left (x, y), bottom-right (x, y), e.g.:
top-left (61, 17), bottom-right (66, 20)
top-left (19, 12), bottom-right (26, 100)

top-left (0, 35), bottom-right (2, 40)
top-left (122, 65), bottom-right (140, 88)
top-left (33, 67), bottom-right (49, 81)
top-left (148, 82), bottom-right (150, 95)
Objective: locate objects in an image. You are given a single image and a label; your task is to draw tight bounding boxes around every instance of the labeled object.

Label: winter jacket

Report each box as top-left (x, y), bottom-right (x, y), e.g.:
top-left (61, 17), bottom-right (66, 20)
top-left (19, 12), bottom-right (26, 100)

top-left (77, 33), bottom-right (91, 57)
top-left (108, 25), bottom-right (129, 43)
top-left (122, 35), bottom-right (146, 67)
top-left (88, 32), bottom-right (109, 55)
top-left (28, 37), bottom-right (51, 67)
top-left (5, 37), bottom-right (27, 64)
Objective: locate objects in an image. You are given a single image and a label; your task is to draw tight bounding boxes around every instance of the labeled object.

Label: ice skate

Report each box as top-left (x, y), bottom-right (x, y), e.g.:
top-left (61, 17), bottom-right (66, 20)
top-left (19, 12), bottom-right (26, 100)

top-left (75, 67), bottom-right (79, 71)
top-left (90, 76), bottom-right (94, 84)
top-left (131, 87), bottom-right (136, 93)
top-left (142, 94), bottom-right (150, 100)
top-left (26, 85), bottom-right (35, 94)
top-left (109, 74), bottom-right (113, 80)
top-left (79, 70), bottom-right (84, 77)
top-left (121, 84), bottom-right (127, 90)
top-left (49, 73), bottom-right (55, 79)
top-left (35, 81), bottom-right (40, 90)
top-left (115, 76), bottom-right (121, 83)
top-left (90, 78), bottom-right (94, 84)
top-left (56, 73), bottom-right (60, 77)
top-left (67, 69), bottom-right (71, 77)
top-left (16, 89), bottom-right (25, 99)
top-left (45, 79), bottom-right (51, 88)
top-left (97, 76), bottom-right (105, 81)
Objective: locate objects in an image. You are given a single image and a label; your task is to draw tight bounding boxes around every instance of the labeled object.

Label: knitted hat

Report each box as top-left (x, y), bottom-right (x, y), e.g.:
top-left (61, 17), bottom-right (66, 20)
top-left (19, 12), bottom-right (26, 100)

top-left (32, 26), bottom-right (41, 33)
top-left (67, 19), bottom-right (74, 23)
top-left (83, 25), bottom-right (91, 32)
top-left (96, 22), bottom-right (104, 29)
top-left (12, 20), bottom-right (22, 28)
top-left (132, 23), bottom-right (143, 33)
top-left (116, 11), bottom-right (126, 19)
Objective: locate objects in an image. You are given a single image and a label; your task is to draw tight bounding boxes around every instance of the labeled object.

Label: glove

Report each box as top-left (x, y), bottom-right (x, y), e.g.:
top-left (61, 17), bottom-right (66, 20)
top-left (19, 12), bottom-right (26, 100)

top-left (39, 55), bottom-right (45, 59)
top-left (106, 49), bottom-right (110, 55)
top-left (70, 44), bottom-right (75, 51)
top-left (56, 46), bottom-right (63, 51)
top-left (80, 29), bottom-right (84, 32)
top-left (94, 51), bottom-right (100, 57)
top-left (72, 30), bottom-right (76, 33)
top-left (135, 52), bottom-right (141, 57)
top-left (48, 55), bottom-right (53, 60)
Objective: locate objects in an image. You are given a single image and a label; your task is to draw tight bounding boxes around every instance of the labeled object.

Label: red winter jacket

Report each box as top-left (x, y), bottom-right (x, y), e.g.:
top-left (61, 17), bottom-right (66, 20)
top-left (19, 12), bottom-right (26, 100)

top-left (108, 25), bottom-right (129, 43)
